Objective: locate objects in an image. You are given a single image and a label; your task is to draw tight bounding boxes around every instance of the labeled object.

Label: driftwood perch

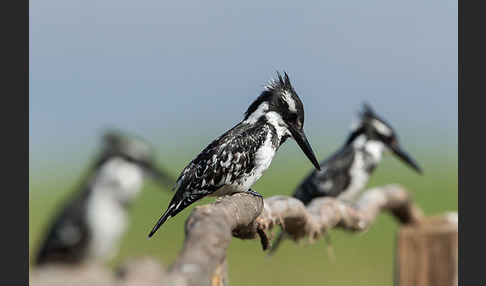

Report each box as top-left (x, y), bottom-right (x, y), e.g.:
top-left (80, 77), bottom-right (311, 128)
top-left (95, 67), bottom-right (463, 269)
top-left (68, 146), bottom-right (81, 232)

top-left (167, 184), bottom-right (423, 286)
top-left (30, 184), bottom-right (427, 286)
top-left (166, 191), bottom-right (264, 286)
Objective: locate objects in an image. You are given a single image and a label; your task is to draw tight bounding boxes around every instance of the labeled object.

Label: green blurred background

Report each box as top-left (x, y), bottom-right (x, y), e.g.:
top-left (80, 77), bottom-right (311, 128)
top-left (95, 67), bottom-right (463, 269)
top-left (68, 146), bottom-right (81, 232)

top-left (29, 142), bottom-right (457, 286)
top-left (30, 0), bottom-right (456, 284)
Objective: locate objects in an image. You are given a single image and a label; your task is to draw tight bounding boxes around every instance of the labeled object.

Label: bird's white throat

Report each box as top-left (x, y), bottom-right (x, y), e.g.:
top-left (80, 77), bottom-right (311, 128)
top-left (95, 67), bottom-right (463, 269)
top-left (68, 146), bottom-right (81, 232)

top-left (92, 157), bottom-right (144, 202)
top-left (86, 157), bottom-right (144, 259)
top-left (265, 111), bottom-right (291, 141)
top-left (352, 135), bottom-right (384, 163)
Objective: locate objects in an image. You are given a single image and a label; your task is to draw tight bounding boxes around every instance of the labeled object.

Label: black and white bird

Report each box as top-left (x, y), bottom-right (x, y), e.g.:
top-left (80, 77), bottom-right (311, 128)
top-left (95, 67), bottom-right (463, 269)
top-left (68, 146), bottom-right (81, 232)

top-left (268, 103), bottom-right (422, 255)
top-left (34, 131), bottom-right (174, 267)
top-left (148, 72), bottom-right (321, 238)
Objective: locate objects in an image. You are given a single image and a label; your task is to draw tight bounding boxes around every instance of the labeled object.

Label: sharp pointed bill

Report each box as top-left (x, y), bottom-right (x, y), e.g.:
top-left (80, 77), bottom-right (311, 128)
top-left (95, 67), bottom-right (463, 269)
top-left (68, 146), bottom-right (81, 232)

top-left (288, 124), bottom-right (321, 170)
top-left (388, 142), bottom-right (423, 174)
top-left (268, 102), bottom-right (423, 255)
top-left (148, 71), bottom-right (319, 238)
top-left (358, 103), bottom-right (423, 174)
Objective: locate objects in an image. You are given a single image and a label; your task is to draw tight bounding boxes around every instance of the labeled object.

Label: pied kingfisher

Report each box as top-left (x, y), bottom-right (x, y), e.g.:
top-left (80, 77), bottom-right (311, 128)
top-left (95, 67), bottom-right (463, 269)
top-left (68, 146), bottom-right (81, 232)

top-left (268, 103), bottom-right (422, 254)
top-left (148, 72), bottom-right (321, 238)
top-left (34, 131), bottom-right (174, 266)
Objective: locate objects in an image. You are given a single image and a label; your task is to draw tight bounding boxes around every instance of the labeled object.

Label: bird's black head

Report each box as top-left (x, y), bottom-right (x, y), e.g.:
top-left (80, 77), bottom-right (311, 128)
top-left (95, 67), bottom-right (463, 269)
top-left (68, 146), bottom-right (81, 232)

top-left (244, 72), bottom-right (304, 130)
top-left (99, 130), bottom-right (155, 167)
top-left (95, 130), bottom-right (173, 186)
top-left (244, 72), bottom-right (320, 170)
top-left (347, 103), bottom-right (422, 174)
top-left (359, 103), bottom-right (398, 144)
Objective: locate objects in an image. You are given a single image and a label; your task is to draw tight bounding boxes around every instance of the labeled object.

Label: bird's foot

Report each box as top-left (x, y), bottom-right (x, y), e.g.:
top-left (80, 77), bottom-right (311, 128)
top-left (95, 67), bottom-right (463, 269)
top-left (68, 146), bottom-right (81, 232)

top-left (246, 188), bottom-right (263, 198)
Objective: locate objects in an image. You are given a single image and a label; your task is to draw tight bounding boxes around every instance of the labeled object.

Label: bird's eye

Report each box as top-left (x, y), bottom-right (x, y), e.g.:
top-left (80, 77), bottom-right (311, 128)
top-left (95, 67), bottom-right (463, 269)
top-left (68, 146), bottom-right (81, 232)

top-left (288, 113), bottom-right (298, 122)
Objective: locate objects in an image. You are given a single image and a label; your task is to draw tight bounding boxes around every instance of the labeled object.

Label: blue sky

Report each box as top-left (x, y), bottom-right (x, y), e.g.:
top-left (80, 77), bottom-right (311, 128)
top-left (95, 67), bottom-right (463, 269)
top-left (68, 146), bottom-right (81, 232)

top-left (30, 0), bottom-right (457, 173)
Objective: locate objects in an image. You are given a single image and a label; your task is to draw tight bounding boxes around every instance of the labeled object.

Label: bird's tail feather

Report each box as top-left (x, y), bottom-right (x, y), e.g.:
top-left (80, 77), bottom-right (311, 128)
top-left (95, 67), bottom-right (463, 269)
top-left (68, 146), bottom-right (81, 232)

top-left (148, 204), bottom-right (175, 238)
top-left (267, 230), bottom-right (287, 256)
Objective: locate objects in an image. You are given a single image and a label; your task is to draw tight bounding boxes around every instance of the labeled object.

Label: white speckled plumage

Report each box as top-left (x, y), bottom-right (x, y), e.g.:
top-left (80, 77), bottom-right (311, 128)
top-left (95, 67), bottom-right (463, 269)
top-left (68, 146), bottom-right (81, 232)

top-left (148, 72), bottom-right (319, 237)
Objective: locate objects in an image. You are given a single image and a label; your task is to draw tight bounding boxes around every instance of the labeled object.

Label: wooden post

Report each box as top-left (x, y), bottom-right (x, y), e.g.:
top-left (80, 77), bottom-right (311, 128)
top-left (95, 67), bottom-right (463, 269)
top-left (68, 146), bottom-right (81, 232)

top-left (395, 212), bottom-right (458, 286)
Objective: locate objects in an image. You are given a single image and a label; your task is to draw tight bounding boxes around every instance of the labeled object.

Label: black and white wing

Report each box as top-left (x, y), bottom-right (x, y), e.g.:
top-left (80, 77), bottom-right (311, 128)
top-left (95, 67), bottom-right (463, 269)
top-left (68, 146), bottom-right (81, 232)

top-left (34, 194), bottom-right (91, 266)
top-left (148, 123), bottom-right (271, 237)
top-left (292, 146), bottom-right (356, 205)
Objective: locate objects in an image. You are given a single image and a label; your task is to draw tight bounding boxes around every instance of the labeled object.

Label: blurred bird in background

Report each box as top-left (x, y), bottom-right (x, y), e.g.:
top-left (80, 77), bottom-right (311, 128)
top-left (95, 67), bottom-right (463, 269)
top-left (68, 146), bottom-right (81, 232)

top-left (34, 130), bottom-right (174, 267)
top-left (268, 103), bottom-right (423, 255)
top-left (148, 72), bottom-right (321, 238)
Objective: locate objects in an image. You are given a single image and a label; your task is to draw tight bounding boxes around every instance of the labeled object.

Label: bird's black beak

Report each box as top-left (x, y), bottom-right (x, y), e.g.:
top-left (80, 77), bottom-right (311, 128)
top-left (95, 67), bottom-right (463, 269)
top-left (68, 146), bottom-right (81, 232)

top-left (288, 125), bottom-right (321, 171)
top-left (144, 164), bottom-right (175, 189)
top-left (389, 142), bottom-right (423, 174)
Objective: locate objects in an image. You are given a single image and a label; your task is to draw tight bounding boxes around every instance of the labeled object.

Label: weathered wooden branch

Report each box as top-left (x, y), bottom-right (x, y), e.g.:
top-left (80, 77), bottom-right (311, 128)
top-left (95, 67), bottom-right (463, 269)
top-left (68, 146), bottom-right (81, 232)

top-left (165, 192), bottom-right (264, 286)
top-left (258, 184), bottom-right (423, 246)
top-left (165, 184), bottom-right (423, 286)
top-left (30, 184), bottom-right (427, 286)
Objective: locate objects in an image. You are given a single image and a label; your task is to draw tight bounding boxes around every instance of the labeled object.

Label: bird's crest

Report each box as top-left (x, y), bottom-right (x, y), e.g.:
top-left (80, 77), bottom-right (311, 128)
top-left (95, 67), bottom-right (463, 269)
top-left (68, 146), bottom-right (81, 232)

top-left (244, 71), bottom-right (295, 120)
top-left (264, 71), bottom-right (294, 93)
top-left (360, 102), bottom-right (377, 120)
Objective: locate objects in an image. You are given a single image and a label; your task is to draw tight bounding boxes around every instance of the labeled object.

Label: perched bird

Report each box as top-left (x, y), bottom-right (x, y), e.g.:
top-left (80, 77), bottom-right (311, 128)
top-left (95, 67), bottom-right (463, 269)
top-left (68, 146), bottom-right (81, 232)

top-left (268, 103), bottom-right (422, 255)
top-left (34, 131), bottom-right (174, 267)
top-left (148, 72), bottom-right (321, 238)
